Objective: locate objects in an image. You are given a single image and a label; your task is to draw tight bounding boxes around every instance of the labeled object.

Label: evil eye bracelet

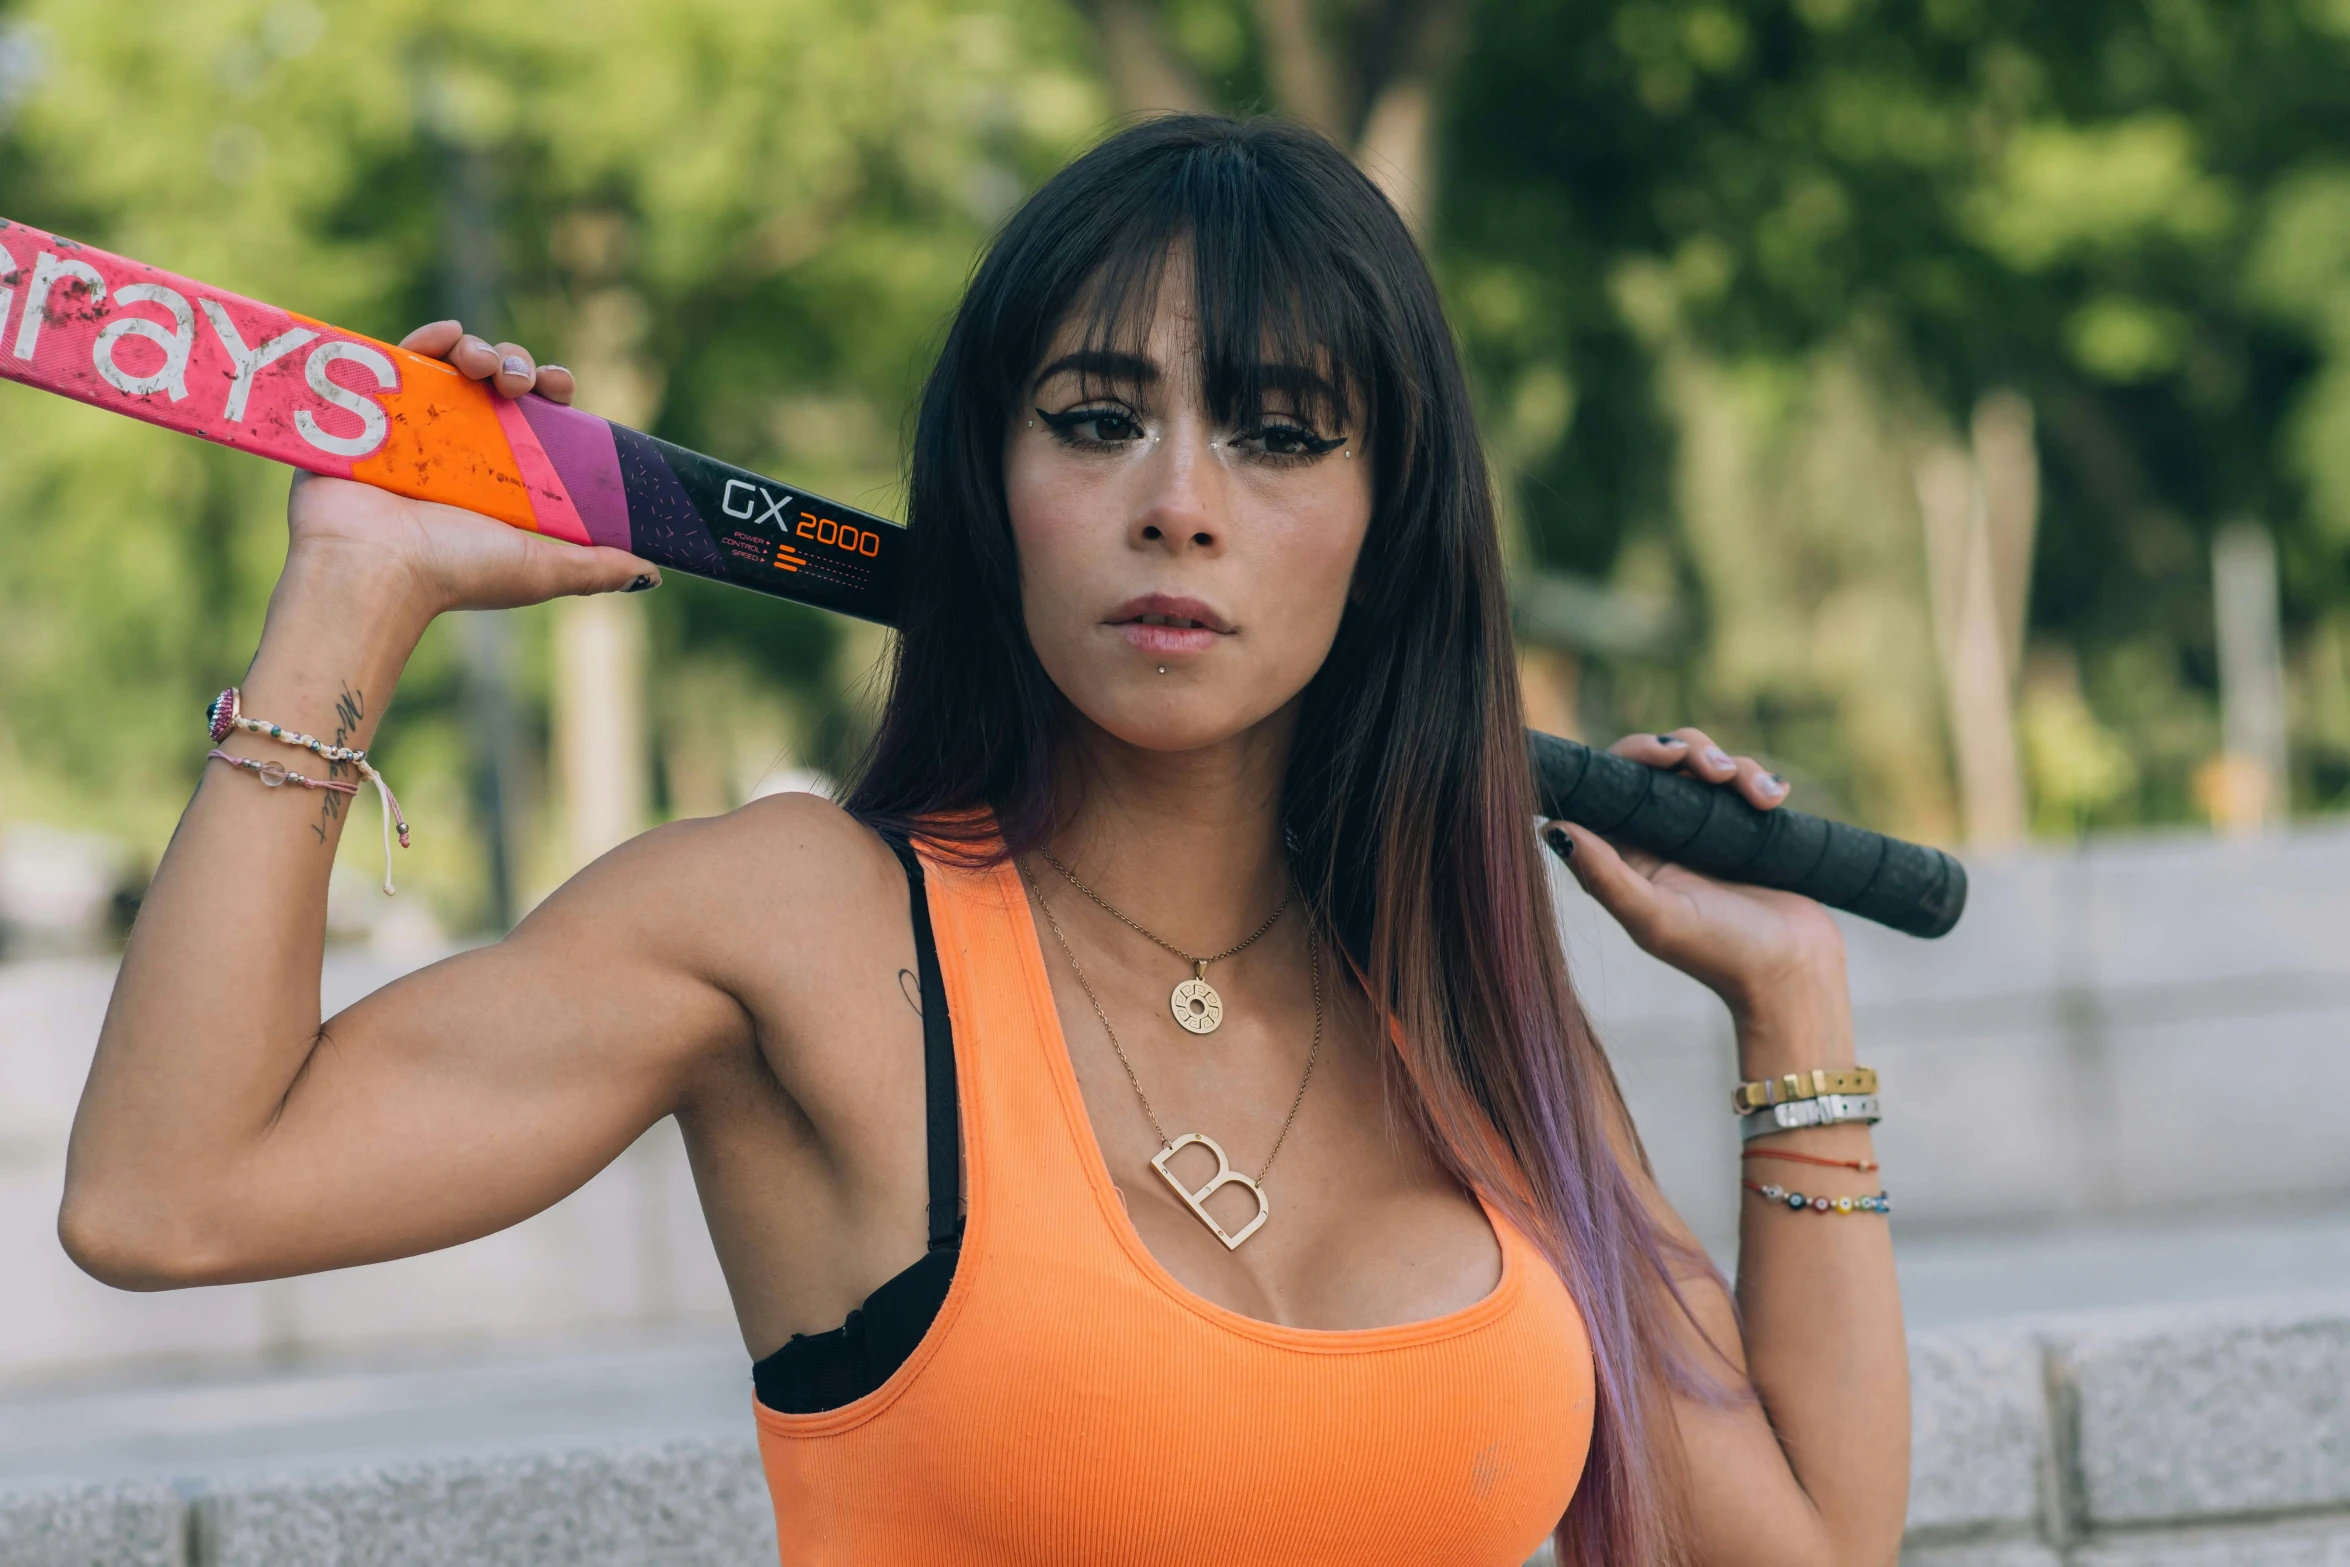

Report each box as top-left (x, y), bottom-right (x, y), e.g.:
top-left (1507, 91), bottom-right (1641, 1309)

top-left (205, 687), bottom-right (411, 894)
top-left (1743, 1180), bottom-right (1890, 1215)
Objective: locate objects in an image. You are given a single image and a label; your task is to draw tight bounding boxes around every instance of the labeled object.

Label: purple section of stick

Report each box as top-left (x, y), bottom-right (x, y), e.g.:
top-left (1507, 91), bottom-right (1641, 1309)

top-left (519, 395), bottom-right (632, 552)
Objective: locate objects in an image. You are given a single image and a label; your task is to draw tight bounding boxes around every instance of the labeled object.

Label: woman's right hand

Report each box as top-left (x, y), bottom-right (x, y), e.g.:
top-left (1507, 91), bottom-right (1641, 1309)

top-left (281, 321), bottom-right (659, 621)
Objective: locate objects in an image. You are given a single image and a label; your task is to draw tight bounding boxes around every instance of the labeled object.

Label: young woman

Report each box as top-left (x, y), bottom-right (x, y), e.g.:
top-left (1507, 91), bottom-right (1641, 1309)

top-left (61, 116), bottom-right (1906, 1564)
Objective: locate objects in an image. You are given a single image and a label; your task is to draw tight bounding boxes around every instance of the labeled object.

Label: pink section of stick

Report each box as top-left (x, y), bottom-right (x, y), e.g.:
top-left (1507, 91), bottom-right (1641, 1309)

top-left (0, 223), bottom-right (363, 477)
top-left (490, 395), bottom-right (592, 546)
top-left (518, 395), bottom-right (633, 552)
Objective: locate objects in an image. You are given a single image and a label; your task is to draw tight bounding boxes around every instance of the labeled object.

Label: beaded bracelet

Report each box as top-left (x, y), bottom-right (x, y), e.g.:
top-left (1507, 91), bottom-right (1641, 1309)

top-left (1743, 1180), bottom-right (1890, 1215)
top-left (208, 749), bottom-right (360, 797)
top-left (205, 687), bottom-right (411, 894)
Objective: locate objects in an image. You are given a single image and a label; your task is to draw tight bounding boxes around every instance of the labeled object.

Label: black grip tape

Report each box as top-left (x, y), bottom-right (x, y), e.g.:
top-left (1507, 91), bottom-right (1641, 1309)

top-left (1529, 730), bottom-right (1967, 938)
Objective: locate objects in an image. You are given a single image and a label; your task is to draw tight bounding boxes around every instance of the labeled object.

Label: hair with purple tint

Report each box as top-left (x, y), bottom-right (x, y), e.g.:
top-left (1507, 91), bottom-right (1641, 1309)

top-left (847, 113), bottom-right (1722, 1563)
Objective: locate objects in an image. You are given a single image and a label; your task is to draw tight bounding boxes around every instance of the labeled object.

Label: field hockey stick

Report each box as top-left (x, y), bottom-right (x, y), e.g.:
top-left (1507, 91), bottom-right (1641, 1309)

top-left (0, 218), bottom-right (1965, 936)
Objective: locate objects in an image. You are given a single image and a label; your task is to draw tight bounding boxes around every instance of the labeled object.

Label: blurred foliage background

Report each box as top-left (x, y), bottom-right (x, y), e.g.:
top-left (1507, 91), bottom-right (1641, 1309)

top-left (0, 0), bottom-right (2345, 939)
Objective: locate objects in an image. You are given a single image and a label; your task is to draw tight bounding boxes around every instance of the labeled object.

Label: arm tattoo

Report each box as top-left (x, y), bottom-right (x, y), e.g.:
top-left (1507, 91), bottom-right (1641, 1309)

top-left (897, 968), bottom-right (923, 1017)
top-left (310, 683), bottom-right (365, 845)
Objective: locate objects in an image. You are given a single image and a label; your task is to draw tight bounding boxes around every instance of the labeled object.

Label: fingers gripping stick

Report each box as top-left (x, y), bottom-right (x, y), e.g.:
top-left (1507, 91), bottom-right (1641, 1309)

top-left (1530, 731), bottom-right (1968, 937)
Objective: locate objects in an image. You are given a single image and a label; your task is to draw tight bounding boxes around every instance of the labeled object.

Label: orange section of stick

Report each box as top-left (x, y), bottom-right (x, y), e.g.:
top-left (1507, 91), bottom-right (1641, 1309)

top-left (306, 321), bottom-right (538, 532)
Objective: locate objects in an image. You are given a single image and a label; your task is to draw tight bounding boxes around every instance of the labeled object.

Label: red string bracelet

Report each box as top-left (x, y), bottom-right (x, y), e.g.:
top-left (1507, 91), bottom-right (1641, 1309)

top-left (1742, 1148), bottom-right (1879, 1173)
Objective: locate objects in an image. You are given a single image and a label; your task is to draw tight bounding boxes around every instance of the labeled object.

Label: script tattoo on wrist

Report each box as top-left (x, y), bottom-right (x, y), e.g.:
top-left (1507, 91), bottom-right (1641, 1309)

top-left (312, 683), bottom-right (365, 844)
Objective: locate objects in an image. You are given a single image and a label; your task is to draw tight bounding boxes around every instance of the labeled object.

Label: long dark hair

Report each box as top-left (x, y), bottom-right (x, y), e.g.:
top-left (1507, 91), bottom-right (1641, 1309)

top-left (848, 113), bottom-right (1709, 1564)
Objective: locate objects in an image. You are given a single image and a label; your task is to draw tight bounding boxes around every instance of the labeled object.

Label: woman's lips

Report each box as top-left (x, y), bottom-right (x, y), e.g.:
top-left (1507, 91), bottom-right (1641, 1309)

top-left (1107, 595), bottom-right (1233, 657)
top-left (1117, 620), bottom-right (1222, 655)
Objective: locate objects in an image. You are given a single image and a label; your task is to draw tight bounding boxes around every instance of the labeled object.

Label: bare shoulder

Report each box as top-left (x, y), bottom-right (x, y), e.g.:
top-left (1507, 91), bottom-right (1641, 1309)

top-left (686, 789), bottom-right (907, 939)
top-left (520, 790), bottom-right (900, 959)
top-left (693, 791), bottom-right (917, 1025)
top-left (530, 791), bottom-right (914, 1087)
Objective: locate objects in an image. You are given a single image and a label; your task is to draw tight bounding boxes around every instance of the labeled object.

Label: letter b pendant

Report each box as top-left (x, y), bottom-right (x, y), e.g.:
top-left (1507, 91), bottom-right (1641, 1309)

top-left (1151, 1132), bottom-right (1269, 1250)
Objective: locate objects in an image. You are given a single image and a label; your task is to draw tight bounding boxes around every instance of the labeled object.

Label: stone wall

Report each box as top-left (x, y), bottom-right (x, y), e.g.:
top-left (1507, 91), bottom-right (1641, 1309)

top-left (1562, 819), bottom-right (2350, 1253)
top-left (8, 1299), bottom-right (2347, 1566)
top-left (0, 952), bottom-right (737, 1388)
top-left (1905, 1299), bottom-right (2350, 1566)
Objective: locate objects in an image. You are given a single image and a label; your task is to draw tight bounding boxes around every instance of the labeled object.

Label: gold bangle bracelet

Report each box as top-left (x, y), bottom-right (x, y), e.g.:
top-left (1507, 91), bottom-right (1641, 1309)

top-left (1730, 1066), bottom-right (1879, 1114)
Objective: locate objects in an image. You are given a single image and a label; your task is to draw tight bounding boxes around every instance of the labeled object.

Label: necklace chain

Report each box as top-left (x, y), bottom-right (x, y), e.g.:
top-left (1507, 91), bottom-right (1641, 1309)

top-left (1024, 862), bottom-right (1323, 1184)
top-left (1039, 851), bottom-right (1290, 970)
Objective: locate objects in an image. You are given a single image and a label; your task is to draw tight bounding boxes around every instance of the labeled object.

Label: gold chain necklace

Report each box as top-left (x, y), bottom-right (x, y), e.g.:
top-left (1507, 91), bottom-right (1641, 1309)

top-left (1039, 850), bottom-right (1290, 1035)
top-left (1024, 862), bottom-right (1322, 1251)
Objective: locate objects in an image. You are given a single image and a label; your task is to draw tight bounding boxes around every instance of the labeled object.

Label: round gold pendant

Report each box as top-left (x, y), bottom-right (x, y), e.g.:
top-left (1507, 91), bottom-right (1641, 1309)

top-left (1170, 976), bottom-right (1224, 1034)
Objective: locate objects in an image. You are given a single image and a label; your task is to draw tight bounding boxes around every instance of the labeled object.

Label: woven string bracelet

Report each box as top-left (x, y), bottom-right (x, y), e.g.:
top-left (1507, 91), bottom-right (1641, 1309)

top-left (206, 687), bottom-right (411, 895)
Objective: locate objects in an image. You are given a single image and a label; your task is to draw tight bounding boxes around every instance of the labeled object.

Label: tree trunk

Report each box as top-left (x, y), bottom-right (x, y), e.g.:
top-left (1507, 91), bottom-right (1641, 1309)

top-left (1250, 0), bottom-right (1345, 138)
top-left (2208, 520), bottom-right (2289, 833)
top-left (1068, 0), bottom-right (1464, 236)
top-left (1069, 0), bottom-right (1207, 115)
top-left (1918, 445), bottom-right (2028, 847)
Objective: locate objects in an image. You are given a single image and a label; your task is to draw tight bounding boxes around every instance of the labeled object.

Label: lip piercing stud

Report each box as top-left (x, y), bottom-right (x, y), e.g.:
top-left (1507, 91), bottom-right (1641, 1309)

top-left (1156, 665), bottom-right (1168, 675)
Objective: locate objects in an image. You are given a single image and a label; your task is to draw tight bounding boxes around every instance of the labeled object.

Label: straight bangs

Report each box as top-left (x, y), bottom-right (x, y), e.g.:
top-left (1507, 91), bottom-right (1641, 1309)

top-left (1021, 174), bottom-right (1371, 449)
top-left (850, 116), bottom-right (1717, 1565)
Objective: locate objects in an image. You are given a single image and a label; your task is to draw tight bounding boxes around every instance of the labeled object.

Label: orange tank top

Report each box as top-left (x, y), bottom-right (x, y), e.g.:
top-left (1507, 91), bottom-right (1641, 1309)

top-left (753, 840), bottom-right (1595, 1564)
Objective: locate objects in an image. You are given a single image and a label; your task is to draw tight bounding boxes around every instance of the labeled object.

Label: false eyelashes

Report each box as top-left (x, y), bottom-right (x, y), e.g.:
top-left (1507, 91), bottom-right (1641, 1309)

top-left (1032, 405), bottom-right (1346, 460)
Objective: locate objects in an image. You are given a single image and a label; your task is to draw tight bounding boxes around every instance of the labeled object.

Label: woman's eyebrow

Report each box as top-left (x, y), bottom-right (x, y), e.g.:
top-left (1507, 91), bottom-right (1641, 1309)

top-left (1249, 362), bottom-right (1342, 403)
top-left (1031, 349), bottom-right (1158, 391)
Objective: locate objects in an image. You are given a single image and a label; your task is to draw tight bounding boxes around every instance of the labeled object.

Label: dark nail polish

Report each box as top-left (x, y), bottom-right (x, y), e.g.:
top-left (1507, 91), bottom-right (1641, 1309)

top-left (1655, 735), bottom-right (1684, 746)
top-left (1543, 825), bottom-right (1574, 861)
top-left (625, 574), bottom-right (656, 592)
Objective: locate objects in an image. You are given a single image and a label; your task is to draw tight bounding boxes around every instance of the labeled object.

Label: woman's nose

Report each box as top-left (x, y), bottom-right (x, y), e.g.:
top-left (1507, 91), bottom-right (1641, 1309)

top-left (1131, 423), bottom-right (1225, 553)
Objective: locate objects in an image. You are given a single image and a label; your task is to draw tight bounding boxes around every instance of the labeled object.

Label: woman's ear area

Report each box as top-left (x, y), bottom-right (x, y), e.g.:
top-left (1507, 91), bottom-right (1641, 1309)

top-left (1342, 429), bottom-right (1375, 606)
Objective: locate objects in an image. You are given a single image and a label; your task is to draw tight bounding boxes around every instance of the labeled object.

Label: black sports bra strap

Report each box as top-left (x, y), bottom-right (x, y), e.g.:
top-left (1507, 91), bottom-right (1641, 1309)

top-left (882, 833), bottom-right (961, 1251)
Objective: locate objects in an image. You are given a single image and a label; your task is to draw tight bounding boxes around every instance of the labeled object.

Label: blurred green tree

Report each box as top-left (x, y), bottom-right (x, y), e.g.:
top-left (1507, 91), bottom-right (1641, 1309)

top-left (1439, 0), bottom-right (2350, 831)
top-left (0, 0), bottom-right (1102, 927)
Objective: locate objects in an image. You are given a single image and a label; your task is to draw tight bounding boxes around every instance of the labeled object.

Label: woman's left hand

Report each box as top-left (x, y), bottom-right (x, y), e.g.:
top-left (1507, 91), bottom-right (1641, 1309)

top-left (1543, 727), bottom-right (1846, 1021)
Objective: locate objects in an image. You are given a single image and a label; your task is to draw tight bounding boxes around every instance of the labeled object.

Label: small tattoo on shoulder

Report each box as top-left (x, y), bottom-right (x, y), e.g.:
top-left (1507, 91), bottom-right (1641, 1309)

top-left (898, 968), bottom-right (922, 1016)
